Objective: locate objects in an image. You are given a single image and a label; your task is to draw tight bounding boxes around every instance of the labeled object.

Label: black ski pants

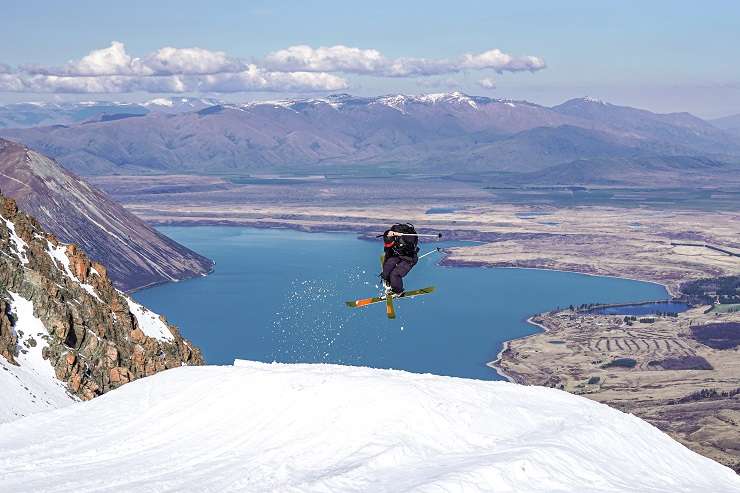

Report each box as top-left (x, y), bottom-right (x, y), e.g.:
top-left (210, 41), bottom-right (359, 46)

top-left (382, 256), bottom-right (416, 294)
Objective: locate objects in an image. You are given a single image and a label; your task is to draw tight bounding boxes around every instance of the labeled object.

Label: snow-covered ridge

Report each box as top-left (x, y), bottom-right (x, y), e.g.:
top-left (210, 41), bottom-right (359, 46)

top-left (1, 361), bottom-right (737, 492)
top-left (143, 96), bottom-right (220, 108)
top-left (144, 97), bottom-right (175, 107)
top-left (237, 92), bottom-right (522, 114)
top-left (2, 92), bottom-right (545, 117)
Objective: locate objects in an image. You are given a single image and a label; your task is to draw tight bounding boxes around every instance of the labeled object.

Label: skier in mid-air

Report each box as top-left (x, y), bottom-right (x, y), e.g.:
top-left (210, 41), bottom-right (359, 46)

top-left (381, 223), bottom-right (420, 296)
top-left (346, 224), bottom-right (438, 317)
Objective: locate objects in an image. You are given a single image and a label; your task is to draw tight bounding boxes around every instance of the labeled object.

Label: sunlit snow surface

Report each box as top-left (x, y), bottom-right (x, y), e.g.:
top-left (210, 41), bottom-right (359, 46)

top-left (126, 298), bottom-right (174, 341)
top-left (1, 362), bottom-right (738, 492)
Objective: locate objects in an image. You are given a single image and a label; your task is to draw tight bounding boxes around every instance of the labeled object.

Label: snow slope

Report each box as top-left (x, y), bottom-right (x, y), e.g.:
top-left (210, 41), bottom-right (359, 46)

top-left (1, 361), bottom-right (738, 492)
top-left (0, 293), bottom-right (76, 423)
top-left (125, 297), bottom-right (174, 341)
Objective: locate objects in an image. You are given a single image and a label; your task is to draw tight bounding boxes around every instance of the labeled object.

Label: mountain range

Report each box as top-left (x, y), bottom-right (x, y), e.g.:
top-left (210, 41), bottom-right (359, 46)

top-left (1, 93), bottom-right (739, 186)
top-left (0, 138), bottom-right (213, 291)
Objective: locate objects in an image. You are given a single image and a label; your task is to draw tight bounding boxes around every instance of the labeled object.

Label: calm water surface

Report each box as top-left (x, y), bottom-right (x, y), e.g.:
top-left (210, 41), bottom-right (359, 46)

top-left (134, 227), bottom-right (668, 380)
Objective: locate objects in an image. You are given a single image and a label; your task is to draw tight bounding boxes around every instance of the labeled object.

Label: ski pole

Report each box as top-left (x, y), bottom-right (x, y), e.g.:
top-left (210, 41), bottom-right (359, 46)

top-left (418, 247), bottom-right (441, 260)
top-left (375, 232), bottom-right (443, 238)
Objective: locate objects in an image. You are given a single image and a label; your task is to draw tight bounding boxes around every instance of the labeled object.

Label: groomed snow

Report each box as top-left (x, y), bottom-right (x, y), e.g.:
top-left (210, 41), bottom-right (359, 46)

top-left (125, 297), bottom-right (174, 341)
top-left (0, 292), bottom-right (75, 424)
top-left (1, 361), bottom-right (737, 492)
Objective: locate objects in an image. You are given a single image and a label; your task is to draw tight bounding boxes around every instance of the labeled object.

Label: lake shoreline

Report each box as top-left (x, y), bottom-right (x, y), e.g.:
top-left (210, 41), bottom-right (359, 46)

top-left (439, 257), bottom-right (680, 298)
top-left (147, 223), bottom-right (678, 382)
top-left (487, 315), bottom-right (550, 383)
top-left (492, 305), bottom-right (740, 473)
top-left (150, 218), bottom-right (681, 297)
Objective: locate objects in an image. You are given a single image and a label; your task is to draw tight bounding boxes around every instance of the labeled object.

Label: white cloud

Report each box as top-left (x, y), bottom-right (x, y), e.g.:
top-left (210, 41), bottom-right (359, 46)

top-left (25, 42), bottom-right (246, 77)
top-left (198, 66), bottom-right (348, 93)
top-left (0, 42), bottom-right (347, 94)
top-left (1, 42), bottom-right (544, 95)
top-left (24, 42), bottom-right (138, 76)
top-left (142, 46), bottom-right (245, 75)
top-left (0, 68), bottom-right (347, 94)
top-left (72, 41), bottom-right (138, 75)
top-left (477, 77), bottom-right (496, 89)
top-left (264, 45), bottom-right (546, 77)
top-left (264, 45), bottom-right (385, 74)
top-left (462, 50), bottom-right (545, 73)
top-left (0, 73), bottom-right (25, 92)
top-left (0, 73), bottom-right (188, 93)
top-left (416, 77), bottom-right (461, 89)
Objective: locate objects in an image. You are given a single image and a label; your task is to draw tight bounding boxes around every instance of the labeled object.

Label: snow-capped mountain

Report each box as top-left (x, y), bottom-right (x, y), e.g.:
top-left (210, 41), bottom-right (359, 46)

top-left (1, 360), bottom-right (738, 492)
top-left (2, 93), bottom-right (738, 183)
top-left (0, 138), bottom-right (213, 290)
top-left (0, 191), bottom-right (203, 422)
top-left (141, 96), bottom-right (222, 113)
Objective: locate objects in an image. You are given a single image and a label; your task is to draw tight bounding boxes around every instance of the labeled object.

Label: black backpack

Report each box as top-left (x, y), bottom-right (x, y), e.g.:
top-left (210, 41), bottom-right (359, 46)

top-left (390, 223), bottom-right (420, 257)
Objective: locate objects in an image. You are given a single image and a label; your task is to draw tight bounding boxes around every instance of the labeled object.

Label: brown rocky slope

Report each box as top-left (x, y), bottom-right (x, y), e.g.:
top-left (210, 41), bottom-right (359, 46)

top-left (0, 138), bottom-right (213, 291)
top-left (0, 191), bottom-right (203, 404)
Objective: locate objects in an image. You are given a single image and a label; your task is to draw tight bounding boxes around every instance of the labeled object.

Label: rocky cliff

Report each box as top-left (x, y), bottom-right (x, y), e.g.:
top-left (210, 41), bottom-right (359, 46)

top-left (0, 138), bottom-right (213, 291)
top-left (0, 191), bottom-right (203, 410)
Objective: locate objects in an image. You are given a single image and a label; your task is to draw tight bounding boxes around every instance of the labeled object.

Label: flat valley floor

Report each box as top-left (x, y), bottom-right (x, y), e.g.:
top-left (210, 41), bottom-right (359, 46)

top-left (92, 175), bottom-right (740, 297)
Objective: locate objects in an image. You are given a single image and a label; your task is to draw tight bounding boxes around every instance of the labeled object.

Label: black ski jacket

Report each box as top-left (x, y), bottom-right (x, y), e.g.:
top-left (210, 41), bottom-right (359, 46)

top-left (383, 229), bottom-right (419, 263)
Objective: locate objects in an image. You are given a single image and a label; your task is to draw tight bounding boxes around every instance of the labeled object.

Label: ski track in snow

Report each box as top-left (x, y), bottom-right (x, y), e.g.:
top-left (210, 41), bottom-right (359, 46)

top-left (0, 362), bottom-right (738, 493)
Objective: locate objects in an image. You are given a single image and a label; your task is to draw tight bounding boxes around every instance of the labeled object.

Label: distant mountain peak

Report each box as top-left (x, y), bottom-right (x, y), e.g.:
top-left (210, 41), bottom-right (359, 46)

top-left (144, 97), bottom-right (175, 107)
top-left (582, 96), bottom-right (608, 104)
top-left (372, 92), bottom-right (494, 113)
top-left (236, 92), bottom-right (495, 114)
top-left (143, 96), bottom-right (221, 108)
top-left (556, 96), bottom-right (611, 108)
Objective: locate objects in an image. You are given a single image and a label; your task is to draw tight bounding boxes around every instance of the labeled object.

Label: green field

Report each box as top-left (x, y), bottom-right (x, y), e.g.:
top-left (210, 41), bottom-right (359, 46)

top-left (710, 304), bottom-right (740, 313)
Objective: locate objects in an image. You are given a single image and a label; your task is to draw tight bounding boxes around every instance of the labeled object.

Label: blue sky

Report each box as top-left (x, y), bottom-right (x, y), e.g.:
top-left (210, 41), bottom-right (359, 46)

top-left (1, 0), bottom-right (739, 117)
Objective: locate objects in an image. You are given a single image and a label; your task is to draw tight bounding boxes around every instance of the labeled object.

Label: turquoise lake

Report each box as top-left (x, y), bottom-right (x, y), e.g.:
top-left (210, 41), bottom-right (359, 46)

top-left (133, 227), bottom-right (668, 380)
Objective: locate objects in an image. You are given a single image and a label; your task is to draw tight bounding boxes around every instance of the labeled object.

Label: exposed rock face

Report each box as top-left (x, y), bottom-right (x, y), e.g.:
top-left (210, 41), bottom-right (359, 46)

top-left (0, 296), bottom-right (17, 363)
top-left (0, 192), bottom-right (203, 400)
top-left (0, 138), bottom-right (213, 291)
